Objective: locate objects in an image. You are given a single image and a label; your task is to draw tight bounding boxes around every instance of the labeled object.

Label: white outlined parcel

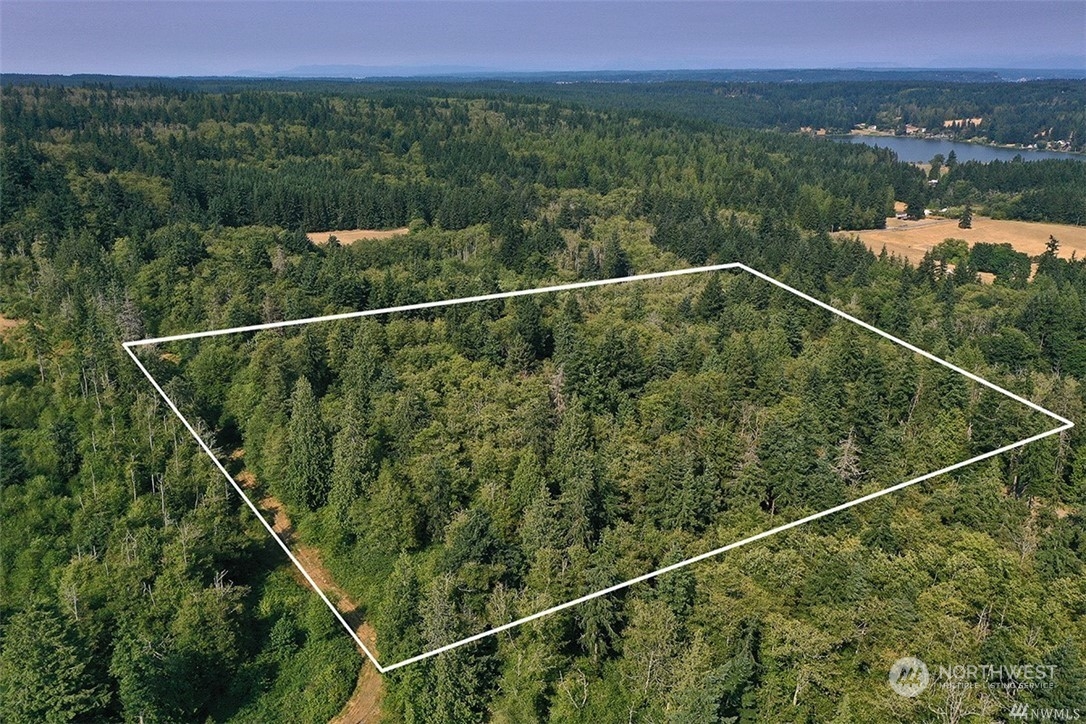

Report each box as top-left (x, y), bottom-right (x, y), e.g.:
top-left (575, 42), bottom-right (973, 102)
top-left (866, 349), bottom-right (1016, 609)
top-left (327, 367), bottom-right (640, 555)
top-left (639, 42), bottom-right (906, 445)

top-left (124, 263), bottom-right (1073, 673)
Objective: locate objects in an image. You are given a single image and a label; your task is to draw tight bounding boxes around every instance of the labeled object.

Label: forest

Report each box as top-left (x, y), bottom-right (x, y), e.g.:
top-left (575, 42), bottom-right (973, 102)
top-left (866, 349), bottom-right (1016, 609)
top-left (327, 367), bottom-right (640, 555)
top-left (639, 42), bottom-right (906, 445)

top-left (1, 80), bottom-right (1085, 722)
top-left (6, 72), bottom-right (1083, 151)
top-left (455, 77), bottom-right (1086, 152)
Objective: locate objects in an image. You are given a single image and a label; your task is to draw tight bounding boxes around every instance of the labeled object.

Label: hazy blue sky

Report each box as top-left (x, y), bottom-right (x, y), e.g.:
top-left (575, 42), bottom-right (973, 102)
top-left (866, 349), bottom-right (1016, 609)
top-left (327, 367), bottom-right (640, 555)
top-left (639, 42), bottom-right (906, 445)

top-left (2, 1), bottom-right (1083, 76)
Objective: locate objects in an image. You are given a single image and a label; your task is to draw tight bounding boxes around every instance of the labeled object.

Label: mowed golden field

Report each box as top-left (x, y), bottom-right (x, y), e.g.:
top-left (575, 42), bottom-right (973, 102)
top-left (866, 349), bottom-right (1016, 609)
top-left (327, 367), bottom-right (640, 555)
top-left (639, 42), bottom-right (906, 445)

top-left (839, 215), bottom-right (1086, 265)
top-left (307, 227), bottom-right (410, 245)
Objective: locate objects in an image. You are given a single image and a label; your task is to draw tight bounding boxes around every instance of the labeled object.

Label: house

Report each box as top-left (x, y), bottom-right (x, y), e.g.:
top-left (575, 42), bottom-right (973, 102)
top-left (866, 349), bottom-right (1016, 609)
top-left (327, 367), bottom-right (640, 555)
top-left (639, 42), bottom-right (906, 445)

top-left (943, 117), bottom-right (984, 129)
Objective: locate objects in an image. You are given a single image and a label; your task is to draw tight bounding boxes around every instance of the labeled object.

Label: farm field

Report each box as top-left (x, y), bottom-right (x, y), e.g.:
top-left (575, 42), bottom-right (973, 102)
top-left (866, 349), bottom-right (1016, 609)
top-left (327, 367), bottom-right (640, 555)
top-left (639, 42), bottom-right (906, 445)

top-left (840, 215), bottom-right (1086, 265)
top-left (307, 227), bottom-right (410, 245)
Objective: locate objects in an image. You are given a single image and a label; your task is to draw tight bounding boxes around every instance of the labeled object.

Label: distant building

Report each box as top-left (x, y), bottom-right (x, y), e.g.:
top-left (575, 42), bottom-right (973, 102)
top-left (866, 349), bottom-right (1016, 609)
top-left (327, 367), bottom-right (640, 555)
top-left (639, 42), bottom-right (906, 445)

top-left (943, 117), bottom-right (983, 129)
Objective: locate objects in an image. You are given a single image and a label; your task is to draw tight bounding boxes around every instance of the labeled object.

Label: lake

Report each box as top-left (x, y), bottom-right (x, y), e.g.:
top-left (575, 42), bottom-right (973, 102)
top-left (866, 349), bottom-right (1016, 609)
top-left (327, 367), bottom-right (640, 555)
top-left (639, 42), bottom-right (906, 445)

top-left (834, 135), bottom-right (1083, 163)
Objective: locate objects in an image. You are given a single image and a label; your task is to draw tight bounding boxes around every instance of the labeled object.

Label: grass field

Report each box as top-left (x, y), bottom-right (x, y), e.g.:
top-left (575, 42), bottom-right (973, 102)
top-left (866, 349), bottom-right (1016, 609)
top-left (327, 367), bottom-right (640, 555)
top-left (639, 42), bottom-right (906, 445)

top-left (839, 215), bottom-right (1086, 266)
top-left (306, 227), bottom-right (410, 245)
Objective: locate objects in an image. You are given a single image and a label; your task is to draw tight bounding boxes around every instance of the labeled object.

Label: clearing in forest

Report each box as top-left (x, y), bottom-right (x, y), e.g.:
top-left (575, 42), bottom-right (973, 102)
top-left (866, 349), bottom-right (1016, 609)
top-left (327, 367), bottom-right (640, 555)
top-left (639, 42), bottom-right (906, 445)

top-left (843, 215), bottom-right (1086, 265)
top-left (307, 228), bottom-right (411, 246)
top-left (123, 264), bottom-right (1070, 673)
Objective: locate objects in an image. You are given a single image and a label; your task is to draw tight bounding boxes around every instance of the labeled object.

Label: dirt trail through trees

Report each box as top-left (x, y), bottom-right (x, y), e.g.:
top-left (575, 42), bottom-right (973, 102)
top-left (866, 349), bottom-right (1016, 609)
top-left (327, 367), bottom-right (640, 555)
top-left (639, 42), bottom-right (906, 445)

top-left (234, 466), bottom-right (384, 723)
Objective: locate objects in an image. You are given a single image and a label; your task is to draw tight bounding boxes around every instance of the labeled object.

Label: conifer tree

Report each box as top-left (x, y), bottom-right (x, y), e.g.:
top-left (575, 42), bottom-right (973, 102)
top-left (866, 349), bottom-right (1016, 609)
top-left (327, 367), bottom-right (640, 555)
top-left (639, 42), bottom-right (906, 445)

top-left (603, 233), bottom-right (632, 278)
top-left (0, 608), bottom-right (104, 722)
top-left (327, 392), bottom-right (373, 539)
top-left (695, 273), bottom-right (726, 320)
top-left (958, 203), bottom-right (973, 229)
top-left (510, 448), bottom-right (545, 517)
top-left (286, 377), bottom-right (331, 509)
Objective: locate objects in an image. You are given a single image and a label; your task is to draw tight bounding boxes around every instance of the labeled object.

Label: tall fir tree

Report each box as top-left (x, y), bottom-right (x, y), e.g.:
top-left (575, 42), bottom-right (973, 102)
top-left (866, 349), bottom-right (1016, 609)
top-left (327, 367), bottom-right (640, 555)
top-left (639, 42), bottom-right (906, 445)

top-left (286, 377), bottom-right (331, 509)
top-left (0, 608), bottom-right (105, 722)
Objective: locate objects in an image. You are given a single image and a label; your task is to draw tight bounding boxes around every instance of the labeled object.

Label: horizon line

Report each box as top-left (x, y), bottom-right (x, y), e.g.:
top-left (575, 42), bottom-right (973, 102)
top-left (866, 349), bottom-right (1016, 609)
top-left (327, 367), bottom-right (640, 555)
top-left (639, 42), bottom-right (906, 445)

top-left (4, 65), bottom-right (1086, 82)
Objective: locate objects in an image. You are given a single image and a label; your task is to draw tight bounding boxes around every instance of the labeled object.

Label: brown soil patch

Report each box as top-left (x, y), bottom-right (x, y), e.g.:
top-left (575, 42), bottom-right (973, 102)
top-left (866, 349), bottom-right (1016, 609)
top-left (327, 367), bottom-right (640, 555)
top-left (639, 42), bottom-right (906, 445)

top-left (234, 463), bottom-right (384, 722)
top-left (0, 314), bottom-right (25, 338)
top-left (840, 215), bottom-right (1086, 266)
top-left (308, 228), bottom-right (409, 246)
top-left (332, 665), bottom-right (384, 724)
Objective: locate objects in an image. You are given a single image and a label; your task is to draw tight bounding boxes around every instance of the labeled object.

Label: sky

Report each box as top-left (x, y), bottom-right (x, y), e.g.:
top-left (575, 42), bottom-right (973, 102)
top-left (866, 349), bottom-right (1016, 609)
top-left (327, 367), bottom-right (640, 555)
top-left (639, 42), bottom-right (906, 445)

top-left (1, 1), bottom-right (1084, 77)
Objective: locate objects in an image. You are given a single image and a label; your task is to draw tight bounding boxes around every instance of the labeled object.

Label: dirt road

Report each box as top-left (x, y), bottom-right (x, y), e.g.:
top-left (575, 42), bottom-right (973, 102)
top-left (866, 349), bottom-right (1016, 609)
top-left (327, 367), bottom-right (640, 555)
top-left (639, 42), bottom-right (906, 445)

top-left (234, 466), bottom-right (384, 723)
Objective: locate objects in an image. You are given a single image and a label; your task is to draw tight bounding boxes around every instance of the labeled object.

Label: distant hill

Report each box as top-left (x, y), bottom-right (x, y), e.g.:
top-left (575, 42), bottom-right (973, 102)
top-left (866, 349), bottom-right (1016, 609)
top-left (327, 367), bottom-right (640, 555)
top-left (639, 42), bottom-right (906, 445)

top-left (4, 69), bottom-right (1083, 152)
top-left (4, 67), bottom-right (1085, 89)
top-left (239, 64), bottom-right (491, 79)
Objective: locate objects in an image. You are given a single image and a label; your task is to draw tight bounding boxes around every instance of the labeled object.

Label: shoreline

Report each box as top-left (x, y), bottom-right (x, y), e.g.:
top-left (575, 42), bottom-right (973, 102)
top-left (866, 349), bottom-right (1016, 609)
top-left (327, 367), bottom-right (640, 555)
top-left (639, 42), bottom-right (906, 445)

top-left (840, 129), bottom-right (1085, 158)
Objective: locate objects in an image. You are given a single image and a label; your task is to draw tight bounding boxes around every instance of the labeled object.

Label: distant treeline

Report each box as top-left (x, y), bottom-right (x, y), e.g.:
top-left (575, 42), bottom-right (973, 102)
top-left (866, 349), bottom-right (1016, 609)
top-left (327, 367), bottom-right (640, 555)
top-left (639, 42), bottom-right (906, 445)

top-left (4, 74), bottom-right (1082, 151)
top-left (1, 84), bottom-right (917, 245)
top-left (475, 78), bottom-right (1086, 152)
top-left (4, 80), bottom-right (1084, 242)
top-left (935, 157), bottom-right (1086, 225)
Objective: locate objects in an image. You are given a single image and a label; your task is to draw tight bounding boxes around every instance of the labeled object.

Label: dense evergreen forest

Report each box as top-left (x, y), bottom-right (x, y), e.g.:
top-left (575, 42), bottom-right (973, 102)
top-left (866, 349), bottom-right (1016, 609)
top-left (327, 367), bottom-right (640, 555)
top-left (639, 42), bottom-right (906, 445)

top-left (429, 77), bottom-right (1086, 153)
top-left (6, 73), bottom-right (1084, 150)
top-left (2, 82), bottom-right (1085, 722)
top-left (927, 157), bottom-right (1086, 226)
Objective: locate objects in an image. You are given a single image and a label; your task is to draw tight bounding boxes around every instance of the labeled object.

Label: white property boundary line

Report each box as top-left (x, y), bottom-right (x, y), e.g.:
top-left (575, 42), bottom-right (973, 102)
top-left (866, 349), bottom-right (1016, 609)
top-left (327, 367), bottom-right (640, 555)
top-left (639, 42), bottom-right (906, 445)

top-left (123, 263), bottom-right (1074, 673)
